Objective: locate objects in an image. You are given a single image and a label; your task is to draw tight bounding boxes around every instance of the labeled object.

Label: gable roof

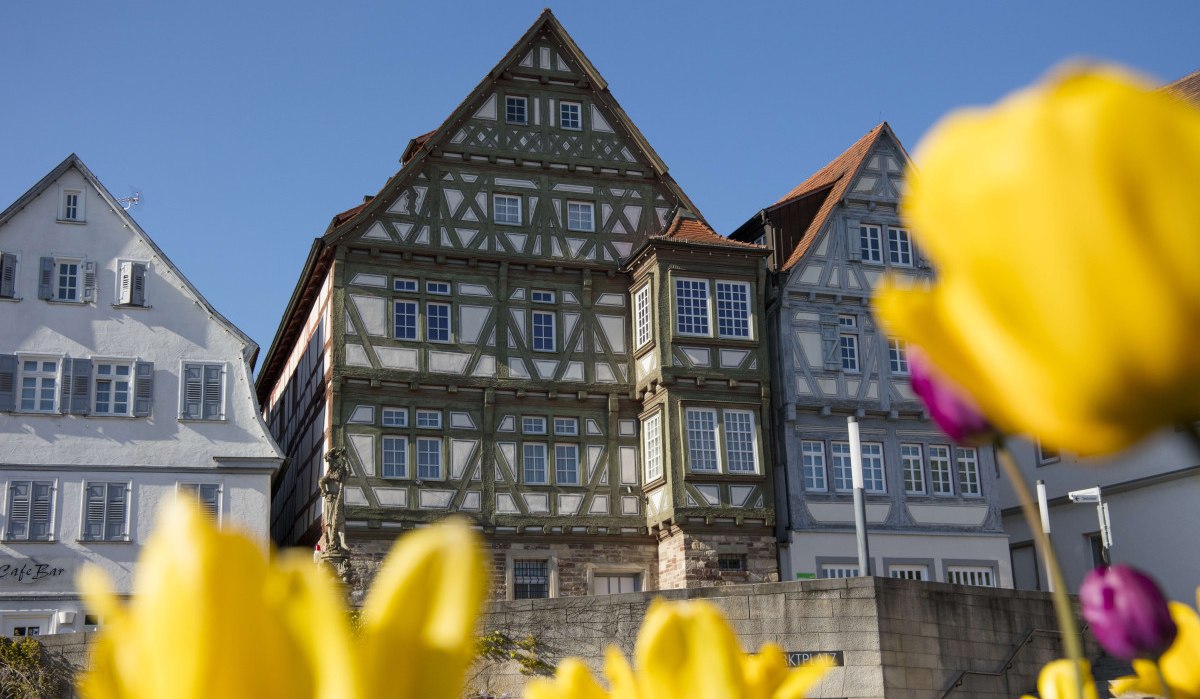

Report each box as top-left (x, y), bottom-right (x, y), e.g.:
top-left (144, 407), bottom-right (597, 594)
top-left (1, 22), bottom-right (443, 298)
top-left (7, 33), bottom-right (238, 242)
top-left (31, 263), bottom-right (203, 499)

top-left (1164, 69), bottom-right (1200, 105)
top-left (654, 214), bottom-right (762, 249)
top-left (0, 154), bottom-right (263, 367)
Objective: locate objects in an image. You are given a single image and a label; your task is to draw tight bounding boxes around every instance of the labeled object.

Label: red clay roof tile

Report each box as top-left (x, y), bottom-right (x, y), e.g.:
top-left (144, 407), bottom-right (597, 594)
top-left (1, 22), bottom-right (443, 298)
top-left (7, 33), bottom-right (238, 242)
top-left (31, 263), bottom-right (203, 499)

top-left (653, 216), bottom-right (763, 249)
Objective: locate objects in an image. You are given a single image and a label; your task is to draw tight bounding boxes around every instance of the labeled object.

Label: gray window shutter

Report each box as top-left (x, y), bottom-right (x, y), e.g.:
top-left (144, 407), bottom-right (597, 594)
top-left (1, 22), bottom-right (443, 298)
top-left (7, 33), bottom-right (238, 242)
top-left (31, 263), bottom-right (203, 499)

top-left (202, 365), bottom-right (223, 419)
top-left (845, 220), bottom-right (862, 261)
top-left (83, 261), bottom-right (97, 302)
top-left (106, 484), bottom-right (127, 540)
top-left (64, 358), bottom-right (92, 414)
top-left (182, 364), bottom-right (202, 419)
top-left (84, 484), bottom-right (106, 540)
top-left (38, 257), bottom-right (54, 299)
top-left (0, 354), bottom-right (16, 412)
top-left (133, 361), bottom-right (154, 417)
top-left (0, 253), bottom-right (16, 298)
top-left (30, 482), bottom-right (52, 540)
top-left (819, 313), bottom-right (840, 371)
top-left (7, 481), bottom-right (30, 539)
top-left (131, 263), bottom-right (147, 306)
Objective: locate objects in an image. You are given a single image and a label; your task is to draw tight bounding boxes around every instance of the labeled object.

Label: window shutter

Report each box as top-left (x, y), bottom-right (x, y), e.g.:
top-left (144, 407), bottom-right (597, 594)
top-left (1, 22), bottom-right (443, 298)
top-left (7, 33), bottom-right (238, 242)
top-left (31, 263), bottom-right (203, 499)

top-left (182, 364), bottom-right (202, 419)
top-left (83, 261), bottom-right (97, 302)
top-left (199, 484), bottom-right (220, 521)
top-left (38, 257), bottom-right (54, 299)
top-left (30, 482), bottom-right (52, 540)
top-left (202, 365), bottom-right (223, 419)
top-left (84, 484), bottom-right (106, 540)
top-left (845, 220), bottom-right (862, 261)
top-left (65, 358), bottom-right (92, 415)
top-left (819, 314), bottom-right (840, 371)
top-left (0, 253), bottom-right (16, 298)
top-left (131, 263), bottom-right (147, 306)
top-left (7, 482), bottom-right (30, 539)
top-left (105, 484), bottom-right (126, 540)
top-left (0, 354), bottom-right (16, 412)
top-left (118, 262), bottom-right (133, 305)
top-left (133, 361), bottom-right (154, 417)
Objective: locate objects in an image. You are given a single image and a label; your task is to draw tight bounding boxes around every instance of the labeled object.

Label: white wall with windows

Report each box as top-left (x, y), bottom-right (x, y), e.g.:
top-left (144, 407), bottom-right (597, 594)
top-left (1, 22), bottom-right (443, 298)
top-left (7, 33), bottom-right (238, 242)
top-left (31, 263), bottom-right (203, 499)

top-left (0, 156), bottom-right (283, 633)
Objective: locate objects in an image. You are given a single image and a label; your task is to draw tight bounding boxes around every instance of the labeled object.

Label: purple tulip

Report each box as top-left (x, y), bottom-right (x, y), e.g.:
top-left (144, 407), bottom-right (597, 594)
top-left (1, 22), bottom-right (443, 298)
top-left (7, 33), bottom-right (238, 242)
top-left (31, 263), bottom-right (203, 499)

top-left (1080, 564), bottom-right (1177, 660)
top-left (908, 347), bottom-right (995, 445)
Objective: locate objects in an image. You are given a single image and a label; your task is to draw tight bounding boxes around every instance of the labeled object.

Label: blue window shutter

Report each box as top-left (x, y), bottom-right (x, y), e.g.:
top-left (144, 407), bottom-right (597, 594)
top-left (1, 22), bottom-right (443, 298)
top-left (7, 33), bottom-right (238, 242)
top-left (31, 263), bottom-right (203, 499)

top-left (68, 358), bottom-right (92, 414)
top-left (131, 263), bottom-right (147, 306)
top-left (84, 484), bottom-right (106, 540)
top-left (202, 365), bottom-right (223, 419)
top-left (106, 484), bottom-right (127, 540)
top-left (133, 361), bottom-right (154, 417)
top-left (182, 364), bottom-right (202, 419)
top-left (7, 482), bottom-right (30, 539)
top-left (38, 257), bottom-right (54, 299)
top-left (820, 314), bottom-right (840, 371)
top-left (845, 219), bottom-right (862, 261)
top-left (0, 253), bottom-right (16, 298)
top-left (30, 482), bottom-right (52, 540)
top-left (0, 354), bottom-right (16, 411)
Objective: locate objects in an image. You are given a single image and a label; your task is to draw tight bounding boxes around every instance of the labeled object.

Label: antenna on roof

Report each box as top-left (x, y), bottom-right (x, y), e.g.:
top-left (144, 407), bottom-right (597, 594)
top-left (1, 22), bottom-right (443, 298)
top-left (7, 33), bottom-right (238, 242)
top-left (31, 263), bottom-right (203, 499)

top-left (117, 189), bottom-right (142, 211)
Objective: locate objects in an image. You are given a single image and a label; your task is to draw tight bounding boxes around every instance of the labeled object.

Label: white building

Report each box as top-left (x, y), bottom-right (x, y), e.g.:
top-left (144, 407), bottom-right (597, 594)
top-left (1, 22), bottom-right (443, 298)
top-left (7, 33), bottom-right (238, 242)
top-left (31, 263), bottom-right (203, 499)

top-left (0, 155), bottom-right (283, 636)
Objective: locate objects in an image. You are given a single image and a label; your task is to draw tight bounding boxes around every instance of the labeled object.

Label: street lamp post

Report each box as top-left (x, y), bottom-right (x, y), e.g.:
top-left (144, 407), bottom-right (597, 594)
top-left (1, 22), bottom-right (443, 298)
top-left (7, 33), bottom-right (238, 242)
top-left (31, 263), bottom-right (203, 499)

top-left (1036, 480), bottom-right (1054, 592)
top-left (847, 416), bottom-right (871, 576)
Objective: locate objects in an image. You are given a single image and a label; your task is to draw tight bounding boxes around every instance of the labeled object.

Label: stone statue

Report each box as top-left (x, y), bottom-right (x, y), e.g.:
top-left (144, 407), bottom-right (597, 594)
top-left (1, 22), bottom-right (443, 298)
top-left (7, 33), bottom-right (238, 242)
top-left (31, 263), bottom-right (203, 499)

top-left (320, 447), bottom-right (351, 554)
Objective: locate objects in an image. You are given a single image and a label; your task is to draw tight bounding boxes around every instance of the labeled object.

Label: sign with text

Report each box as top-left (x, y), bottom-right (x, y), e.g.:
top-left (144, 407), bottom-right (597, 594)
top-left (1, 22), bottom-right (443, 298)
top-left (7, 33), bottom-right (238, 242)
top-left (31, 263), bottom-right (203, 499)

top-left (785, 650), bottom-right (844, 667)
top-left (0, 557), bottom-right (72, 588)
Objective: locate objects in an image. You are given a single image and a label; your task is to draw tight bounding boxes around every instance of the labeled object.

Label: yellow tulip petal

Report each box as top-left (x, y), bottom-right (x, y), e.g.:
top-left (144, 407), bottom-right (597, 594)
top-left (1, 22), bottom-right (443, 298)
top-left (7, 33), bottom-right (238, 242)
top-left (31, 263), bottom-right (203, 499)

top-left (632, 601), bottom-right (745, 699)
top-left (1158, 601), bottom-right (1200, 698)
top-left (772, 655), bottom-right (834, 699)
top-left (1109, 659), bottom-right (1164, 698)
top-left (1035, 659), bottom-right (1098, 699)
top-left (603, 644), bottom-right (640, 699)
top-left (525, 659), bottom-right (610, 699)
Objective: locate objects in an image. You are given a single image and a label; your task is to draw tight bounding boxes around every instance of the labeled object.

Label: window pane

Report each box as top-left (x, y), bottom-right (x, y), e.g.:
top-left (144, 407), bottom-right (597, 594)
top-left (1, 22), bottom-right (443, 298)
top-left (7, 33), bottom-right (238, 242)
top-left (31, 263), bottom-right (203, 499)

top-left (675, 280), bottom-right (710, 335)
top-left (888, 227), bottom-right (913, 265)
top-left (427, 303), bottom-right (450, 342)
top-left (416, 410), bottom-right (441, 428)
top-left (956, 447), bottom-right (980, 496)
top-left (567, 202), bottom-right (593, 232)
top-left (839, 335), bottom-right (859, 371)
top-left (513, 559), bottom-right (549, 599)
top-left (382, 437), bottom-right (407, 478)
top-left (902, 444), bottom-right (925, 494)
top-left (715, 282), bottom-right (750, 338)
top-left (524, 443), bottom-right (547, 484)
top-left (532, 311), bottom-right (555, 352)
top-left (801, 441), bottom-right (827, 491)
top-left (634, 286), bottom-right (652, 348)
top-left (505, 96), bottom-right (527, 125)
top-left (555, 444), bottom-right (579, 485)
top-left (417, 438), bottom-right (442, 479)
top-left (394, 301), bottom-right (418, 340)
top-left (685, 409), bottom-right (719, 472)
top-left (560, 102), bottom-right (581, 130)
top-left (723, 411), bottom-right (756, 473)
top-left (643, 414), bottom-right (662, 481)
top-left (831, 442), bottom-right (853, 492)
top-left (494, 195), bottom-right (521, 225)
top-left (888, 339), bottom-right (909, 375)
top-left (553, 418), bottom-right (578, 436)
top-left (929, 445), bottom-right (954, 495)
top-left (860, 225), bottom-right (882, 263)
top-left (861, 442), bottom-right (885, 493)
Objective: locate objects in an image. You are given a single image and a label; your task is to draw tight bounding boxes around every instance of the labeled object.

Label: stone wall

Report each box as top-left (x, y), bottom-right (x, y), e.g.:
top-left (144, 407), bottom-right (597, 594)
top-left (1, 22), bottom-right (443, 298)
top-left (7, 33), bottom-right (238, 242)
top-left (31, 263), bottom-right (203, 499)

top-left (656, 526), bottom-right (779, 589)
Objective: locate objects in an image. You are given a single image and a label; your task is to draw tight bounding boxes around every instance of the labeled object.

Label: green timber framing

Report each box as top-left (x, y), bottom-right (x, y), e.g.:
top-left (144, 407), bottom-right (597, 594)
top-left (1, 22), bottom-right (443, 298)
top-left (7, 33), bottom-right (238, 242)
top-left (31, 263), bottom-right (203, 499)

top-left (255, 9), bottom-right (778, 598)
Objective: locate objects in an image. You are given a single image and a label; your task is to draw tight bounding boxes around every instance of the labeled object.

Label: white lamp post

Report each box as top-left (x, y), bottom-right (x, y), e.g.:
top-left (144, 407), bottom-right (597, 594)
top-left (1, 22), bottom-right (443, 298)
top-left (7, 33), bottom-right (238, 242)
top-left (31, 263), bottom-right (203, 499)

top-left (847, 416), bottom-right (871, 576)
top-left (1036, 480), bottom-right (1054, 592)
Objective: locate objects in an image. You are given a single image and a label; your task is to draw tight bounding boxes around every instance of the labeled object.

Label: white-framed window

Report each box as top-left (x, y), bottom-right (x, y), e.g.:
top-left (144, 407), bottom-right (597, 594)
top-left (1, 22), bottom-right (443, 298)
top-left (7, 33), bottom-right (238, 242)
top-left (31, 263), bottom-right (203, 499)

top-left (56, 260), bottom-right (80, 301)
top-left (642, 413), bottom-right (662, 482)
top-left (888, 227), bottom-right (913, 266)
top-left (93, 362), bottom-right (132, 416)
top-left (394, 300), bottom-right (418, 340)
top-left (715, 281), bottom-right (751, 339)
top-left (531, 289), bottom-right (555, 304)
top-left (382, 436), bottom-right (408, 479)
top-left (555, 444), bottom-right (580, 485)
top-left (513, 558), bottom-right (550, 599)
top-left (566, 201), bottom-right (594, 232)
top-left (820, 564), bottom-right (860, 579)
top-left (494, 194), bottom-right (522, 226)
top-left (831, 441), bottom-right (853, 492)
top-left (416, 437), bottom-right (442, 479)
top-left (505, 96), bottom-right (528, 125)
top-left (522, 416), bottom-right (547, 434)
top-left (416, 410), bottom-right (442, 429)
top-left (5, 481), bottom-right (54, 541)
top-left (382, 407), bottom-right (408, 427)
top-left (181, 362), bottom-right (224, 420)
top-left (861, 442), bottom-right (885, 493)
top-left (685, 408), bottom-right (720, 472)
top-left (674, 279), bottom-right (710, 336)
top-left (860, 224), bottom-right (883, 263)
top-left (888, 339), bottom-right (909, 375)
top-left (633, 285), bottom-right (652, 349)
top-left (593, 573), bottom-right (640, 595)
top-left (889, 564), bottom-right (928, 581)
top-left (0, 252), bottom-right (17, 299)
top-left (929, 445), bottom-right (954, 496)
top-left (426, 302), bottom-right (451, 342)
top-left (956, 447), bottom-right (981, 496)
top-left (559, 101), bottom-right (582, 130)
top-left (801, 440), bottom-right (827, 491)
top-left (60, 189), bottom-right (84, 222)
top-left (18, 358), bottom-right (59, 413)
top-left (426, 281), bottom-right (451, 295)
top-left (901, 443), bottom-right (925, 494)
top-left (838, 314), bottom-right (856, 328)
top-left (82, 482), bottom-right (128, 541)
top-left (1037, 441), bottom-right (1060, 465)
top-left (553, 417), bottom-right (578, 436)
top-left (523, 443), bottom-right (548, 484)
top-left (839, 334), bottom-right (859, 372)
top-left (393, 277), bottom-right (418, 292)
top-left (947, 565), bottom-right (995, 587)
top-left (532, 310), bottom-right (556, 352)
top-left (10, 624), bottom-right (44, 637)
top-left (723, 410), bottom-right (757, 473)
top-left (178, 483), bottom-right (220, 521)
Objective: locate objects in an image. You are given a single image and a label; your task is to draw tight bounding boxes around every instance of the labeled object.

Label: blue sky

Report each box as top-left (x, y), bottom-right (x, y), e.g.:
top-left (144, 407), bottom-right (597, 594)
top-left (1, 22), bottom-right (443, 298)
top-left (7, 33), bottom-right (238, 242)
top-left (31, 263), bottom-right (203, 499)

top-left (3, 1), bottom-right (1198, 362)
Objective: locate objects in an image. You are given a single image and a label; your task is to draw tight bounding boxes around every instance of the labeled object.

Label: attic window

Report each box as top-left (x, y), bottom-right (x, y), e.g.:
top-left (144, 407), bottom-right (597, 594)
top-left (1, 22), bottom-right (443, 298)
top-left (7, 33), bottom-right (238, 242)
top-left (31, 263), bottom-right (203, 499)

top-left (60, 190), bottom-right (84, 222)
top-left (559, 101), bottom-right (581, 130)
top-left (505, 96), bottom-right (528, 125)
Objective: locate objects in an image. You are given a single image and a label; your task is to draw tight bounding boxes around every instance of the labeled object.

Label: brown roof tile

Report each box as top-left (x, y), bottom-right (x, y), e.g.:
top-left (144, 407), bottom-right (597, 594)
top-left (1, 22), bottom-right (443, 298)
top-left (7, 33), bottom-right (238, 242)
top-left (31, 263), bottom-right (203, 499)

top-left (331, 197), bottom-right (373, 227)
top-left (1163, 69), bottom-right (1200, 106)
top-left (654, 216), bottom-right (763, 249)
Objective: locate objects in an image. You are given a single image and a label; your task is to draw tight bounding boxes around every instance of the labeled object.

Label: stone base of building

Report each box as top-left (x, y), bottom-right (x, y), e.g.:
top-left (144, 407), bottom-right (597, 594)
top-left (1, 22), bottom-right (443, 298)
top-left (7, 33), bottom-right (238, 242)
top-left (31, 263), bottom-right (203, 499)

top-left (656, 525), bottom-right (779, 589)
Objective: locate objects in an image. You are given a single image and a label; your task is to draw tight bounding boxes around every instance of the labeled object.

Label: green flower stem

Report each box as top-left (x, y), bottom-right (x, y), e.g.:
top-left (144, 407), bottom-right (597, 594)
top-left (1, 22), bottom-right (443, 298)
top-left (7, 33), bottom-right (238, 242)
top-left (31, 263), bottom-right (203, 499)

top-left (995, 442), bottom-right (1085, 692)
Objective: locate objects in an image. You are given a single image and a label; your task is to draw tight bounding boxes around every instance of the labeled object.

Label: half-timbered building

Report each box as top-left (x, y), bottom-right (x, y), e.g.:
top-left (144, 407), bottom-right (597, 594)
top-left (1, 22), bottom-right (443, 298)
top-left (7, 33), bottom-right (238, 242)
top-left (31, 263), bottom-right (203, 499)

top-left (731, 124), bottom-right (1013, 587)
top-left (256, 10), bottom-right (777, 599)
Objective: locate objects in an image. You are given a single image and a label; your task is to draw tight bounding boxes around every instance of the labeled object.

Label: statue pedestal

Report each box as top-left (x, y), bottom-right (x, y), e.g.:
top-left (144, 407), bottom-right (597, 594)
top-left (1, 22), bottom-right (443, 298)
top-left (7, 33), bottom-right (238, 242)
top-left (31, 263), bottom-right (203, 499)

top-left (317, 549), bottom-right (353, 585)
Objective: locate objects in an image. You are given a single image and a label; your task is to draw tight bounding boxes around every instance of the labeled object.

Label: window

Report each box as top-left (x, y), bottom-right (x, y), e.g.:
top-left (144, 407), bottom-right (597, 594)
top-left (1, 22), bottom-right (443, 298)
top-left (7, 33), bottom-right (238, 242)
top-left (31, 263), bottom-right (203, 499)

top-left (394, 300), bottom-right (418, 340)
top-left (820, 564), bottom-right (859, 579)
top-left (559, 101), bottom-right (582, 130)
top-left (901, 444), bottom-right (926, 494)
top-left (0, 252), bottom-right (16, 299)
top-left (956, 447), bottom-right (981, 496)
top-left (382, 408), bottom-right (408, 427)
top-left (11, 626), bottom-right (41, 637)
top-left (19, 359), bottom-right (58, 413)
top-left (860, 225), bottom-right (883, 263)
top-left (723, 411), bottom-right (757, 473)
top-left (181, 363), bottom-right (224, 420)
top-left (633, 285), bottom-right (652, 349)
top-left (947, 565), bottom-right (995, 587)
top-left (555, 444), bottom-right (579, 485)
top-left (6, 481), bottom-right (53, 541)
top-left (831, 441), bottom-right (853, 492)
top-left (426, 281), bottom-right (451, 295)
top-left (674, 279), bottom-right (710, 336)
top-left (838, 314), bottom-right (856, 328)
top-left (888, 227), bottom-right (913, 265)
top-left (861, 442), bottom-right (885, 493)
top-left (93, 363), bottom-right (132, 416)
top-left (929, 445), bottom-right (954, 495)
top-left (426, 302), bottom-right (451, 342)
top-left (839, 334), bottom-right (859, 372)
top-left (718, 555), bottom-right (747, 572)
top-left (393, 278), bottom-right (418, 292)
top-left (685, 408), bottom-right (719, 472)
top-left (178, 483), bottom-right (219, 521)
top-left (889, 564), bottom-right (928, 581)
top-left (117, 261), bottom-right (148, 306)
top-left (382, 436), bottom-right (408, 478)
top-left (523, 443), bottom-right (548, 484)
top-left (505, 96), bottom-right (528, 125)
top-left (416, 438), bottom-right (442, 479)
top-left (566, 201), bottom-right (594, 232)
top-left (416, 410), bottom-right (442, 429)
top-left (513, 559), bottom-right (549, 599)
top-left (1037, 441), bottom-right (1060, 464)
top-left (801, 441), bottom-right (827, 491)
top-left (531, 289), bottom-right (555, 304)
top-left (522, 416), bottom-right (547, 434)
top-left (83, 482), bottom-right (128, 541)
top-left (56, 260), bottom-right (80, 301)
top-left (553, 417), bottom-right (578, 436)
top-left (888, 339), bottom-right (909, 375)
top-left (594, 573), bottom-right (639, 595)
top-left (643, 414), bottom-right (662, 482)
top-left (715, 281), bottom-right (751, 339)
top-left (532, 310), bottom-right (556, 352)
top-left (494, 194), bottom-right (522, 225)
top-left (61, 190), bottom-right (83, 221)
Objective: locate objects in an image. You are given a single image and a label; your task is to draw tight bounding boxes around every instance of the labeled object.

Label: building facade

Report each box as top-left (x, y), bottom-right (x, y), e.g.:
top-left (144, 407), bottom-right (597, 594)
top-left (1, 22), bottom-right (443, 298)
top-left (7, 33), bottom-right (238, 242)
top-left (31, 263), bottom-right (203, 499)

top-left (731, 125), bottom-right (1013, 587)
top-left (256, 11), bottom-right (778, 599)
top-left (0, 156), bottom-right (283, 635)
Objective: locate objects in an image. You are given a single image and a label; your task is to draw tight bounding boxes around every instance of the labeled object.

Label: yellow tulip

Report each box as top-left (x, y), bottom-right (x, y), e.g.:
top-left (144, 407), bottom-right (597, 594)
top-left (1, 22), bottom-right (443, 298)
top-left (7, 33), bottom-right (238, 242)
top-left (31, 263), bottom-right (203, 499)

top-left (1111, 596), bottom-right (1200, 699)
top-left (1019, 659), bottom-right (1098, 699)
top-left (78, 502), bottom-right (487, 699)
top-left (524, 600), bottom-right (831, 699)
top-left (875, 66), bottom-right (1200, 454)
